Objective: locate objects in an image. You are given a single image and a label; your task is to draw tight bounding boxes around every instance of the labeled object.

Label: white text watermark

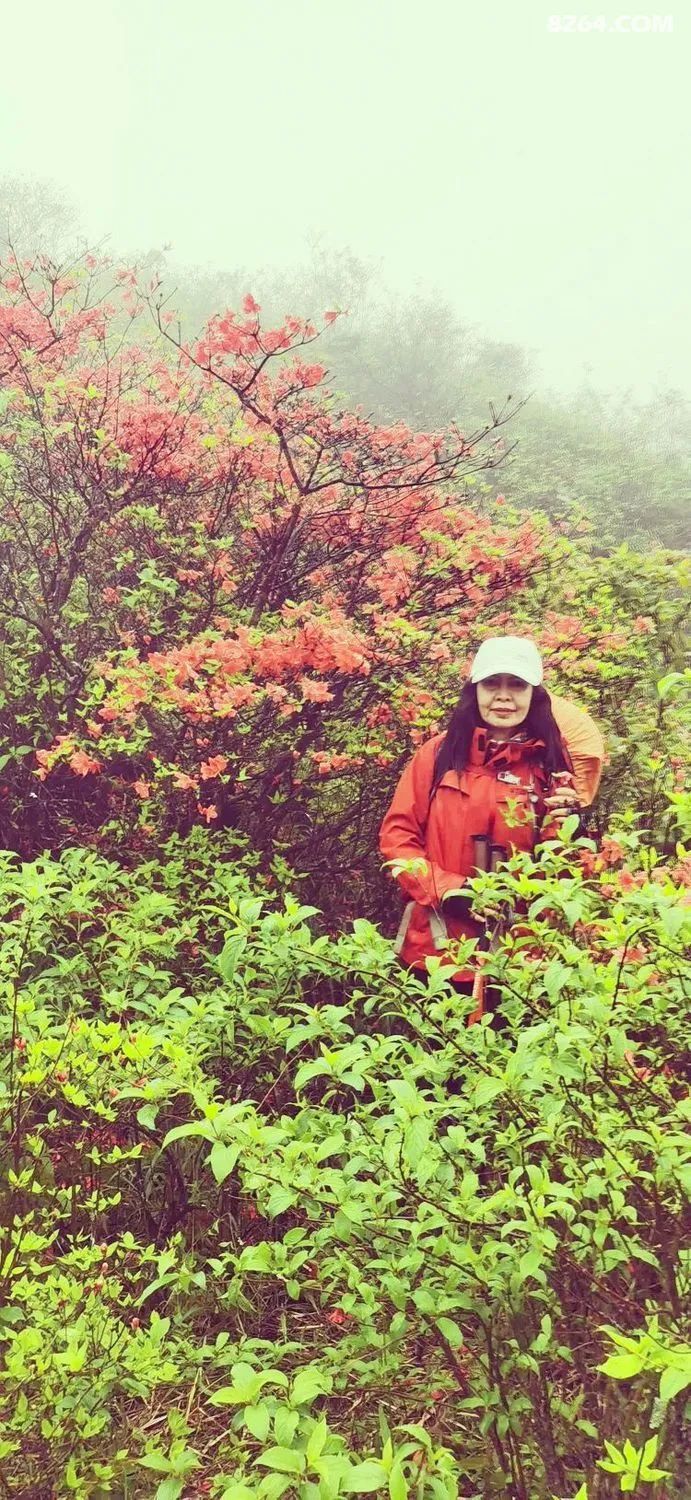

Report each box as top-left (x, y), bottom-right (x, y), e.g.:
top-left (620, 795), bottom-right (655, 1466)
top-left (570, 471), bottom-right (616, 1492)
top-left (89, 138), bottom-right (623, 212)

top-left (547, 14), bottom-right (673, 31)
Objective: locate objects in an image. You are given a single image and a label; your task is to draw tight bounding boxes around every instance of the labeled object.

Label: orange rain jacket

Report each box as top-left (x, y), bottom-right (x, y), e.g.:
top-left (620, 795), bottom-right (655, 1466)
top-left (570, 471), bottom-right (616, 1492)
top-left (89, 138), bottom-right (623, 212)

top-left (378, 693), bottom-right (604, 980)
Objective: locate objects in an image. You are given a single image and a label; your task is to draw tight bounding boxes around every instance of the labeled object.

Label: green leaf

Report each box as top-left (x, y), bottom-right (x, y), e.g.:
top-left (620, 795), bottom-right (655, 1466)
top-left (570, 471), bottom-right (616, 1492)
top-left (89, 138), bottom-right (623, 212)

top-left (136, 1102), bottom-right (159, 1130)
top-left (273, 1408), bottom-right (299, 1447)
top-left (162, 1121), bottom-right (214, 1148)
top-left (294, 1059), bottom-right (332, 1089)
top-left (659, 1365), bottom-right (691, 1402)
top-left (313, 1454), bottom-right (350, 1492)
top-left (404, 1117), bottom-right (430, 1169)
top-left (315, 1132), bottom-right (347, 1162)
top-left (63, 1342), bottom-right (88, 1372)
top-left (219, 934), bottom-right (247, 982)
top-left (241, 1243), bottom-right (273, 1272)
top-left (290, 1367), bottom-right (331, 1407)
top-left (138, 1453), bottom-right (174, 1473)
top-left (210, 1140), bottom-right (239, 1184)
top-left (660, 904), bottom-right (687, 941)
top-left (436, 1317), bottom-right (464, 1349)
top-left (641, 1434), bottom-right (659, 1465)
top-left (342, 1462), bottom-right (389, 1492)
top-left (266, 1185), bottom-right (297, 1218)
top-left (397, 1426), bottom-right (431, 1450)
top-left (254, 1447), bottom-right (305, 1475)
top-left (389, 1463), bottom-right (408, 1500)
top-left (212, 1366), bottom-right (288, 1407)
top-left (306, 1416), bottom-right (328, 1465)
top-left (598, 1353), bottom-right (643, 1380)
top-left (473, 1075), bottom-right (504, 1107)
top-left (519, 1247), bottom-right (544, 1282)
top-left (155, 1481), bottom-right (183, 1500)
top-left (212, 1381), bottom-right (259, 1408)
top-left (244, 1404), bottom-right (270, 1442)
top-left (389, 1080), bottom-right (420, 1111)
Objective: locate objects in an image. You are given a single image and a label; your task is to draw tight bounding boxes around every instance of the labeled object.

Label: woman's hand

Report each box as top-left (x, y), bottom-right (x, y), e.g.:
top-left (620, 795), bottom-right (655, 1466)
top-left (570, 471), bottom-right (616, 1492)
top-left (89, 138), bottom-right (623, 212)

top-left (543, 786), bottom-right (582, 824)
top-left (440, 889), bottom-right (474, 920)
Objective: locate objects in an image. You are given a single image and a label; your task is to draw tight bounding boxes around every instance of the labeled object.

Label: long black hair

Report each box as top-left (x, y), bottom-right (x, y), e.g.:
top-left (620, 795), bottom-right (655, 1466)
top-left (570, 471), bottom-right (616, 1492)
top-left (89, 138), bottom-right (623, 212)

top-left (429, 682), bottom-right (572, 803)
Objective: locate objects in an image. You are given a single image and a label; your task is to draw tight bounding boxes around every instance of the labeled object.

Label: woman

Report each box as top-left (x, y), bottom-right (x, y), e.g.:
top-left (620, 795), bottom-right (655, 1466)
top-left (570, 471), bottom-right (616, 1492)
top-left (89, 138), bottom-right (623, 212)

top-left (378, 636), bottom-right (604, 1018)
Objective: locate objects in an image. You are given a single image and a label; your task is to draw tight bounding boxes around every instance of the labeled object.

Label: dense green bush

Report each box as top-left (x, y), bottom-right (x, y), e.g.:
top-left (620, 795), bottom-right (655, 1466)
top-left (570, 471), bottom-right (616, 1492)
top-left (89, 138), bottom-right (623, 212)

top-left (1, 829), bottom-right (689, 1499)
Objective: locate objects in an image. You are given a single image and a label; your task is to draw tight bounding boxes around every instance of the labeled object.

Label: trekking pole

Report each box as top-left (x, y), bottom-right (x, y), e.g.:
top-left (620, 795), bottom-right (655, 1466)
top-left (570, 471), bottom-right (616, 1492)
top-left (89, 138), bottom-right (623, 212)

top-left (468, 841), bottom-right (507, 1025)
top-left (472, 834), bottom-right (490, 875)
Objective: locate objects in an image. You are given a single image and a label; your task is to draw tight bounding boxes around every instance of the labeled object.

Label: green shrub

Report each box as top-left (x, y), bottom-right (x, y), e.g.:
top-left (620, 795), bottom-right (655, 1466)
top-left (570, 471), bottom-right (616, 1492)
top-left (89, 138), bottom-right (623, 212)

top-left (1, 832), bottom-right (689, 1498)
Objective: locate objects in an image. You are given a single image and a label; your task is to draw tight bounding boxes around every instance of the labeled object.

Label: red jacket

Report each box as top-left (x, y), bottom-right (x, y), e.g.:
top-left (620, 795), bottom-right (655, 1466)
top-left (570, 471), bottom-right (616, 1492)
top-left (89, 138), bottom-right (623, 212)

top-left (378, 693), bottom-right (604, 979)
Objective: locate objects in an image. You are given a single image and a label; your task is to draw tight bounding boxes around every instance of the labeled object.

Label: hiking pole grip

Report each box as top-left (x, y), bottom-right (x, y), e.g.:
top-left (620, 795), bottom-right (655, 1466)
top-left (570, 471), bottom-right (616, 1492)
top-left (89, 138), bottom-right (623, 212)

top-left (472, 834), bottom-right (490, 872)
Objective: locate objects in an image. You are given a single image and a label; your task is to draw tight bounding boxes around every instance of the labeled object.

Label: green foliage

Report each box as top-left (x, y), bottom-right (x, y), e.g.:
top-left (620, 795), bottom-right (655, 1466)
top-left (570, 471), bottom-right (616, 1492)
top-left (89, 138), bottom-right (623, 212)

top-left (473, 389), bottom-right (691, 551)
top-left (0, 834), bottom-right (689, 1497)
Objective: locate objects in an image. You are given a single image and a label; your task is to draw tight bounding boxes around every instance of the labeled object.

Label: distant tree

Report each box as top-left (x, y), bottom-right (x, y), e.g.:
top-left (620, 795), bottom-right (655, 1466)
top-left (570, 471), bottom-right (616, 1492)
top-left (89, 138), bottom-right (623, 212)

top-left (489, 388), bottom-right (691, 549)
top-left (0, 177), bottom-right (81, 260)
top-left (3, 183), bottom-right (686, 551)
top-left (323, 292), bottom-right (532, 435)
top-left (607, 384), bottom-right (691, 466)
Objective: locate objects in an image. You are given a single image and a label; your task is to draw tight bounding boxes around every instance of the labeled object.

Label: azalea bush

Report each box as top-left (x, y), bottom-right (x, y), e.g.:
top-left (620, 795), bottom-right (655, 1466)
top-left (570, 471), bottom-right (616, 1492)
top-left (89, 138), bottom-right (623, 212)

top-left (0, 251), bottom-right (688, 929)
top-left (1, 828), bottom-right (689, 1499)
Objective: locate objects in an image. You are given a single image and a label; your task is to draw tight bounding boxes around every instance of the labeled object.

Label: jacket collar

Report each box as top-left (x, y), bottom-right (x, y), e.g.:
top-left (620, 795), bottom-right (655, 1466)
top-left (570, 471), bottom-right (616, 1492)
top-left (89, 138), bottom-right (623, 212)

top-left (435, 727), bottom-right (547, 790)
top-left (469, 725), bottom-right (546, 768)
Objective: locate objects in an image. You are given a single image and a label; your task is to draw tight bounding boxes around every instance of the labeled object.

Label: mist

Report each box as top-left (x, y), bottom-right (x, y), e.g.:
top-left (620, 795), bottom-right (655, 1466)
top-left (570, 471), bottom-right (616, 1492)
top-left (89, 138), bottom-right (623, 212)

top-left (2, 0), bottom-right (688, 397)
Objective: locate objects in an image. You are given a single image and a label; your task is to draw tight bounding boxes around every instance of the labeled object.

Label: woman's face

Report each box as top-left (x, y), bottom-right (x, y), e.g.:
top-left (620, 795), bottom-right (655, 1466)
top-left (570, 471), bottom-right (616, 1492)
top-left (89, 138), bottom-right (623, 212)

top-left (476, 673), bottom-right (533, 735)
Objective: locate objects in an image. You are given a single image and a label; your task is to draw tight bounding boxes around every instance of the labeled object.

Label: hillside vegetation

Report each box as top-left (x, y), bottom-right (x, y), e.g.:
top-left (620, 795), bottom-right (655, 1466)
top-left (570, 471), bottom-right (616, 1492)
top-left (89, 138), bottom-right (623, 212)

top-left (0, 250), bottom-right (689, 1499)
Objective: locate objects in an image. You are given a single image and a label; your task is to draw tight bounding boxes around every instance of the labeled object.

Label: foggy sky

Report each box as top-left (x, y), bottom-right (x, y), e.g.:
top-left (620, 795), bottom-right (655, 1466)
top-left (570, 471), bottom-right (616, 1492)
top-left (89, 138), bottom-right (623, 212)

top-left (2, 0), bottom-right (688, 400)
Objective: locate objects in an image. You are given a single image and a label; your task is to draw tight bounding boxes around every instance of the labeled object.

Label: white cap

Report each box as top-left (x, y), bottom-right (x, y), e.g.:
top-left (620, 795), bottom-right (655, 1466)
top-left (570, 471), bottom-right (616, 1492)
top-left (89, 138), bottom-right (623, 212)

top-left (469, 636), bottom-right (543, 686)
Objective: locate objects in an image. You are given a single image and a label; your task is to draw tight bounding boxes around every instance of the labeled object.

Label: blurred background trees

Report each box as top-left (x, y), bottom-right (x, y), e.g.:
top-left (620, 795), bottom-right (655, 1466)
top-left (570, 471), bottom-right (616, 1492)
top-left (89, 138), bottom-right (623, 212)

top-left (1, 177), bottom-right (688, 552)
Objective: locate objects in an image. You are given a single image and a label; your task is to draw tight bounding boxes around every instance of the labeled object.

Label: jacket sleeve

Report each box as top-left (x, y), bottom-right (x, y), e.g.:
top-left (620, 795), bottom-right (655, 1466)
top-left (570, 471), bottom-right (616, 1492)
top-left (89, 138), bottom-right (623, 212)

top-left (549, 693), bottom-right (606, 807)
top-left (379, 741), bottom-right (469, 908)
